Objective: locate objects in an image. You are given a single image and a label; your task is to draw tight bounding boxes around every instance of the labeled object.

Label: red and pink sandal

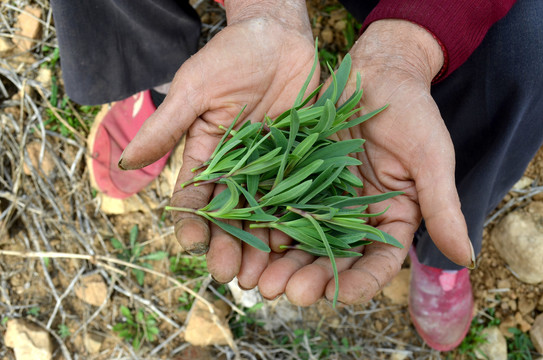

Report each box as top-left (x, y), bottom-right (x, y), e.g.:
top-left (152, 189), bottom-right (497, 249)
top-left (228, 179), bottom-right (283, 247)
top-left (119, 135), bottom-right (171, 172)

top-left (87, 90), bottom-right (170, 199)
top-left (408, 247), bottom-right (474, 351)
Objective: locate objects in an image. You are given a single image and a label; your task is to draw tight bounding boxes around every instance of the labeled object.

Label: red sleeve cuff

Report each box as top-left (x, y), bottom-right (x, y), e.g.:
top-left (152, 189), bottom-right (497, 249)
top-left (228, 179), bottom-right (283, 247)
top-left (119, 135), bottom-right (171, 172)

top-left (361, 0), bottom-right (516, 82)
top-left (214, 0), bottom-right (224, 4)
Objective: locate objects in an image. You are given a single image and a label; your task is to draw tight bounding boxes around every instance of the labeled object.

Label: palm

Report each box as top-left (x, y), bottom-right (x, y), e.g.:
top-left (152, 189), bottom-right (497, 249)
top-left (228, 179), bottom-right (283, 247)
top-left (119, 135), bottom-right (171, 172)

top-left (121, 16), bottom-right (319, 284)
top-left (257, 64), bottom-right (471, 306)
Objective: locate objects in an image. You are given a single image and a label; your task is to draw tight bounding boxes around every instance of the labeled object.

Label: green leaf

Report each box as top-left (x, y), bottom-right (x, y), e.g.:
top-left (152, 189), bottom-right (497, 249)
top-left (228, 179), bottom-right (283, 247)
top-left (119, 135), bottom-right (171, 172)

top-left (270, 224), bottom-right (323, 248)
top-left (260, 179), bottom-right (313, 206)
top-left (292, 244), bottom-right (363, 258)
top-left (274, 108), bottom-right (300, 187)
top-left (338, 168), bottom-right (364, 188)
top-left (314, 53), bottom-right (352, 107)
top-left (290, 207), bottom-right (340, 307)
top-left (140, 251), bottom-right (168, 261)
top-left (207, 217), bottom-right (270, 252)
top-left (213, 180), bottom-right (240, 216)
top-left (325, 191), bottom-right (404, 207)
top-left (288, 133), bottom-right (319, 169)
top-left (323, 104), bottom-right (388, 138)
top-left (134, 269), bottom-right (145, 286)
top-left (111, 238), bottom-right (124, 250)
top-left (336, 72), bottom-right (363, 115)
top-left (300, 139), bottom-right (365, 166)
top-left (309, 98), bottom-right (336, 134)
top-left (229, 133), bottom-right (272, 176)
top-left (294, 37), bottom-right (319, 107)
top-left (120, 306), bottom-right (133, 321)
top-left (299, 165), bottom-right (344, 204)
top-left (261, 159), bottom-right (323, 201)
top-left (235, 147), bottom-right (282, 175)
top-left (204, 139), bottom-right (242, 173)
top-left (209, 105), bottom-right (245, 161)
top-left (112, 323), bottom-right (127, 332)
top-left (270, 127), bottom-right (288, 152)
top-left (129, 225), bottom-right (139, 248)
top-left (363, 229), bottom-right (404, 248)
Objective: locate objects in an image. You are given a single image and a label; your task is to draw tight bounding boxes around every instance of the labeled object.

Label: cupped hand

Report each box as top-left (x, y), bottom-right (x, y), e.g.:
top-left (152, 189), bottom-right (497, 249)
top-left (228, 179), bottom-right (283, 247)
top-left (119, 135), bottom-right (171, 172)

top-left (257, 19), bottom-right (475, 306)
top-left (119, 0), bottom-right (319, 285)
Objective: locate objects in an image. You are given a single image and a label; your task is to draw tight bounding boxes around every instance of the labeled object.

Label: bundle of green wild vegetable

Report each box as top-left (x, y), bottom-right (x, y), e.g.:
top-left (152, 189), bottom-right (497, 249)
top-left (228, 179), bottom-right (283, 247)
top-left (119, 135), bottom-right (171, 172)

top-left (167, 50), bottom-right (403, 306)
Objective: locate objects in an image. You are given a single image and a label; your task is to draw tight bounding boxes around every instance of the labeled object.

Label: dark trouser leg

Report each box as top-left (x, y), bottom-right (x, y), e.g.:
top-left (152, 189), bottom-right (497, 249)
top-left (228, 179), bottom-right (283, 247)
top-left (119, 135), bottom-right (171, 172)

top-left (417, 0), bottom-right (543, 269)
top-left (340, 0), bottom-right (543, 269)
top-left (50, 0), bottom-right (201, 105)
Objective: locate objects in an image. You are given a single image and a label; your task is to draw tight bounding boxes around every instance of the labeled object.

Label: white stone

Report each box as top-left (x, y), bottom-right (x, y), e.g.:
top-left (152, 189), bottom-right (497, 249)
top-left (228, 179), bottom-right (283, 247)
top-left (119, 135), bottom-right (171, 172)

top-left (4, 319), bottom-right (53, 360)
top-left (475, 326), bottom-right (507, 360)
top-left (491, 209), bottom-right (543, 284)
top-left (531, 313), bottom-right (543, 354)
top-left (184, 300), bottom-right (232, 346)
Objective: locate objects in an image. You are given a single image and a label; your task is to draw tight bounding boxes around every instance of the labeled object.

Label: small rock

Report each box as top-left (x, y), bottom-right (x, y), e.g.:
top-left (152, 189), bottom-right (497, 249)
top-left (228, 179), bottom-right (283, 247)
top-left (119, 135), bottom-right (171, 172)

top-left (4, 319), bottom-right (53, 360)
top-left (74, 274), bottom-right (108, 307)
top-left (390, 349), bottom-right (410, 360)
top-left (513, 176), bottom-right (534, 190)
top-left (497, 279), bottom-right (511, 289)
top-left (23, 141), bottom-right (55, 177)
top-left (531, 313), bottom-right (543, 354)
top-left (35, 67), bottom-right (52, 88)
top-left (321, 27), bottom-right (334, 44)
top-left (15, 6), bottom-right (42, 51)
top-left (475, 326), bottom-right (507, 360)
top-left (333, 19), bottom-right (347, 32)
top-left (499, 316), bottom-right (517, 338)
top-left (518, 297), bottom-right (537, 315)
top-left (83, 333), bottom-right (103, 354)
top-left (0, 37), bottom-right (14, 53)
top-left (184, 300), bottom-right (232, 346)
top-left (491, 209), bottom-right (543, 284)
top-left (382, 268), bottom-right (410, 305)
top-left (515, 312), bottom-right (532, 332)
top-left (228, 279), bottom-right (261, 308)
top-left (98, 193), bottom-right (158, 214)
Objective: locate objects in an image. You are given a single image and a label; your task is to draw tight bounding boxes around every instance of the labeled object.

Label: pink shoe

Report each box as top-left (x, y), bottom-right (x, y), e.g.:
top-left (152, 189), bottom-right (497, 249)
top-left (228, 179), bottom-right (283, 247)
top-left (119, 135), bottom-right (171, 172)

top-left (408, 247), bottom-right (474, 351)
top-left (87, 90), bottom-right (170, 199)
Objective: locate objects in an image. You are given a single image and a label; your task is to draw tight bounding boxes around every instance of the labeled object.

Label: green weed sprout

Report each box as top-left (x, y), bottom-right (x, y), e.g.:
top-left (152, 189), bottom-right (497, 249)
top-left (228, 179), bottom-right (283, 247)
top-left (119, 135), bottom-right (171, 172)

top-left (110, 225), bottom-right (168, 286)
top-left (167, 42), bottom-right (403, 307)
top-left (112, 306), bottom-right (159, 351)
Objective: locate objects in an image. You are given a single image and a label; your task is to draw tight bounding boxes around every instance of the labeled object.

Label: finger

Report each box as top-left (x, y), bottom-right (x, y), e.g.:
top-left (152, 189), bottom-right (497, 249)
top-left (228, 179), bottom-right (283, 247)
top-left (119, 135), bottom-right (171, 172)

top-left (119, 57), bottom-right (206, 170)
top-left (171, 132), bottom-right (218, 255)
top-left (325, 222), bottom-right (412, 305)
top-left (237, 224), bottom-right (270, 289)
top-left (258, 250), bottom-right (315, 300)
top-left (415, 152), bottom-right (474, 268)
top-left (207, 216), bottom-right (242, 284)
top-left (269, 229), bottom-right (292, 253)
top-left (285, 252), bottom-right (362, 307)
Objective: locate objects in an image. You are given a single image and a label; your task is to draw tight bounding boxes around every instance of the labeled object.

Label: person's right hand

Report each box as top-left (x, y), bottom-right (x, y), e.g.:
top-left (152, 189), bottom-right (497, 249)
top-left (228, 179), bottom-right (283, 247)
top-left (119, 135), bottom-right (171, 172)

top-left (118, 0), bottom-right (319, 285)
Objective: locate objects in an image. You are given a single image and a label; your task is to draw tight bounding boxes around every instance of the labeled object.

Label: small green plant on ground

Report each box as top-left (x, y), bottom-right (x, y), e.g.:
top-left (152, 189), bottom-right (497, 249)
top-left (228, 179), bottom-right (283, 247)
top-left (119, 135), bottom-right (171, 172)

top-left (112, 306), bottom-right (159, 351)
top-left (455, 307), bottom-right (501, 359)
top-left (507, 327), bottom-right (535, 360)
top-left (58, 323), bottom-right (71, 339)
top-left (110, 225), bottom-right (168, 286)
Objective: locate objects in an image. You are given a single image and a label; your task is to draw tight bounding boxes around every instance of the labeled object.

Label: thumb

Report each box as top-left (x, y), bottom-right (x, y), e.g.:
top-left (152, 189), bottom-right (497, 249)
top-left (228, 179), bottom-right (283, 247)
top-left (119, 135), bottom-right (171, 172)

top-left (119, 60), bottom-right (206, 170)
top-left (416, 153), bottom-right (475, 269)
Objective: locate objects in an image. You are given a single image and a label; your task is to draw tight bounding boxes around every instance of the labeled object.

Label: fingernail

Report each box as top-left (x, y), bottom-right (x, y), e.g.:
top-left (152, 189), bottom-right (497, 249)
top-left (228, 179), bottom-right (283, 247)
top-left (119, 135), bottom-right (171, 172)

top-left (211, 274), bottom-right (226, 284)
top-left (186, 242), bottom-right (209, 256)
top-left (237, 281), bottom-right (251, 291)
top-left (118, 152), bottom-right (126, 170)
top-left (467, 241), bottom-right (476, 270)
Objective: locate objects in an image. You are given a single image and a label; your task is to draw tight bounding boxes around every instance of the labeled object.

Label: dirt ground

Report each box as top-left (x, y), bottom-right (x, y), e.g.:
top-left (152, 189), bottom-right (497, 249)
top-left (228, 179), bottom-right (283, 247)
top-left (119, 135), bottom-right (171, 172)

top-left (1, 1), bottom-right (542, 359)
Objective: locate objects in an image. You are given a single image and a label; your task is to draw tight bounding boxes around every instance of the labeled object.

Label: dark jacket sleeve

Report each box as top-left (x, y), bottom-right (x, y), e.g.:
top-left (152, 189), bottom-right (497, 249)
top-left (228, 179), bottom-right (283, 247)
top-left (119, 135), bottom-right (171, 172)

top-left (361, 0), bottom-right (517, 81)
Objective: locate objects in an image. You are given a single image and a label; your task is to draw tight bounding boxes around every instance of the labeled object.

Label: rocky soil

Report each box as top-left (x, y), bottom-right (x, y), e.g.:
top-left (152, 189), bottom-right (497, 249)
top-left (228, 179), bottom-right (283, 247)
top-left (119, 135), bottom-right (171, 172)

top-left (1, 1), bottom-right (543, 359)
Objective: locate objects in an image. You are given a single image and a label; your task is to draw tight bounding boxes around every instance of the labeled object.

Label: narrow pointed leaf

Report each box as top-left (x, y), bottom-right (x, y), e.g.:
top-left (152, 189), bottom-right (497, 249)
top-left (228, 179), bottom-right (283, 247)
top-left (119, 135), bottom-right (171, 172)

top-left (208, 218), bottom-right (270, 252)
